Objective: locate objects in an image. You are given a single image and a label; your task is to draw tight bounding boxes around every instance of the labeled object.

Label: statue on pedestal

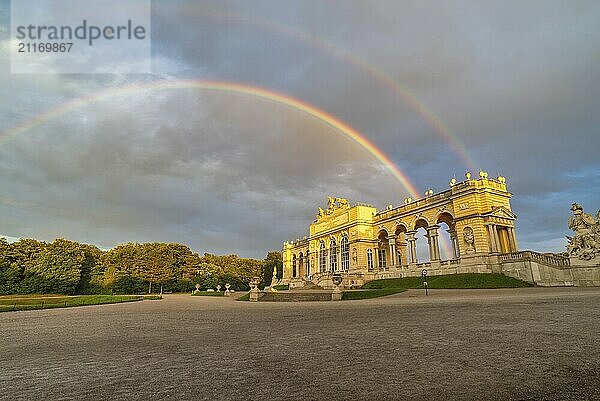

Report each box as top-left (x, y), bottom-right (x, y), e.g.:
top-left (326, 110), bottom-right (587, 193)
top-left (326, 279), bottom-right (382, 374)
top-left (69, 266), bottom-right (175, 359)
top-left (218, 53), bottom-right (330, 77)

top-left (270, 265), bottom-right (281, 288)
top-left (567, 203), bottom-right (600, 261)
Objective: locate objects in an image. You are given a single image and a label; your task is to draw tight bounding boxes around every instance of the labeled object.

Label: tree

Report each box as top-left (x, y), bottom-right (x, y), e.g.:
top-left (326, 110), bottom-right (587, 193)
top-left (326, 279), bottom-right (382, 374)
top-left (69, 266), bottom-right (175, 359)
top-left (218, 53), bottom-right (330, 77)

top-left (27, 239), bottom-right (89, 294)
top-left (100, 242), bottom-right (141, 292)
top-left (137, 243), bottom-right (176, 294)
top-left (74, 243), bottom-right (103, 294)
top-left (262, 251), bottom-right (283, 288)
top-left (0, 238), bottom-right (20, 295)
top-left (9, 238), bottom-right (46, 294)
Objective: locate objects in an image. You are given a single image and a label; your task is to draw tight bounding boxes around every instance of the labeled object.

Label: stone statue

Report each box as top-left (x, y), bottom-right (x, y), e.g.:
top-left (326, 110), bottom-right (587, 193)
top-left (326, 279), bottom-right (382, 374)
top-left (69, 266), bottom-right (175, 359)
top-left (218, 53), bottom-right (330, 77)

top-left (336, 197), bottom-right (350, 209)
top-left (270, 265), bottom-right (281, 287)
top-left (326, 196), bottom-right (336, 214)
top-left (567, 203), bottom-right (600, 261)
top-left (463, 227), bottom-right (475, 254)
top-left (317, 207), bottom-right (325, 218)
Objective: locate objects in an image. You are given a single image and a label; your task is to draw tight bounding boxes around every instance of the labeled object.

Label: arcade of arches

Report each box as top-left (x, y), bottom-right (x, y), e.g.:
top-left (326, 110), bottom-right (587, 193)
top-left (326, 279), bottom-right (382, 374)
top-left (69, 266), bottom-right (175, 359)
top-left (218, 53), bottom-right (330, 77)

top-left (282, 174), bottom-right (519, 288)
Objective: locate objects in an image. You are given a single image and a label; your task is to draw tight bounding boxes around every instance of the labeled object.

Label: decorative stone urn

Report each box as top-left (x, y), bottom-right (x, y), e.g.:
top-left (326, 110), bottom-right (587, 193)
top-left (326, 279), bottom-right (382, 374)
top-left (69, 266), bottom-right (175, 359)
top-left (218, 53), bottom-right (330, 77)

top-left (193, 283), bottom-right (200, 294)
top-left (249, 277), bottom-right (260, 290)
top-left (249, 277), bottom-right (261, 302)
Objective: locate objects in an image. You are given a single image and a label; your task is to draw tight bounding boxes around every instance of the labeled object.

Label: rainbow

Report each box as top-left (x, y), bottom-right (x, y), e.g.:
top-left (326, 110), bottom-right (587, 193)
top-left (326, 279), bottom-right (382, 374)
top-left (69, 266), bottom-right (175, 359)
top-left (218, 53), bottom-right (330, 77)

top-left (0, 79), bottom-right (422, 198)
top-left (163, 6), bottom-right (478, 170)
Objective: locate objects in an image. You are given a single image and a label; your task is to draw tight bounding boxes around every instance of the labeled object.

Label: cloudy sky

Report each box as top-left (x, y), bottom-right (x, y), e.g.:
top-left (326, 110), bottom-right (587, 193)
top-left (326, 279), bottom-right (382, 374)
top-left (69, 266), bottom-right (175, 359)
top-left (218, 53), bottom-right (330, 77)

top-left (0, 0), bottom-right (598, 258)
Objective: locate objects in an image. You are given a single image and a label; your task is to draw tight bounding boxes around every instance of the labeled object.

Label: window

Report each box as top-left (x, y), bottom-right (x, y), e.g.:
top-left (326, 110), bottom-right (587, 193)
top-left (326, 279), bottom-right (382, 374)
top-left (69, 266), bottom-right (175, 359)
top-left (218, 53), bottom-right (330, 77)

top-left (319, 241), bottom-right (327, 272)
top-left (378, 248), bottom-right (387, 269)
top-left (367, 249), bottom-right (374, 271)
top-left (330, 238), bottom-right (338, 272)
top-left (341, 235), bottom-right (349, 271)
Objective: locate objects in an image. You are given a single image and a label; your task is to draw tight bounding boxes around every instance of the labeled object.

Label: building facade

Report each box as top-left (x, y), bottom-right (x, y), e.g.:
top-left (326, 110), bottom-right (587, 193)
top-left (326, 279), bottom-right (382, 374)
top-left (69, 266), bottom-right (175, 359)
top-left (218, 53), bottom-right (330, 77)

top-left (282, 172), bottom-right (520, 289)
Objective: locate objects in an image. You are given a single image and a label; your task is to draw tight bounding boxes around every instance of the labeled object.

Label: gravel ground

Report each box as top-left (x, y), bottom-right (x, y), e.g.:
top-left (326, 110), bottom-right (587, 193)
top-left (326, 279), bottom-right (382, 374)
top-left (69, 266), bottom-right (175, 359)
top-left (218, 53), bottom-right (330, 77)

top-left (1, 287), bottom-right (599, 401)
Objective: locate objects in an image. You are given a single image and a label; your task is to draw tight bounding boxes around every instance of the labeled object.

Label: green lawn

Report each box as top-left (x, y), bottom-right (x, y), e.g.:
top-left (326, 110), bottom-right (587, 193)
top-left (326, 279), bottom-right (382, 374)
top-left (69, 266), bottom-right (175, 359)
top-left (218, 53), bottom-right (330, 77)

top-left (272, 284), bottom-right (289, 290)
top-left (0, 294), bottom-right (144, 312)
top-left (236, 293), bottom-right (250, 301)
top-left (363, 273), bottom-right (532, 290)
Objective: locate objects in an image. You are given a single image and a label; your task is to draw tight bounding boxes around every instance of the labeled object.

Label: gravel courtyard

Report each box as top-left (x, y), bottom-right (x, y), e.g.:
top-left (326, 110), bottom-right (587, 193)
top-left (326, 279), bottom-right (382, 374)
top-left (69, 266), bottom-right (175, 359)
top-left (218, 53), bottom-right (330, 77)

top-left (1, 287), bottom-right (599, 401)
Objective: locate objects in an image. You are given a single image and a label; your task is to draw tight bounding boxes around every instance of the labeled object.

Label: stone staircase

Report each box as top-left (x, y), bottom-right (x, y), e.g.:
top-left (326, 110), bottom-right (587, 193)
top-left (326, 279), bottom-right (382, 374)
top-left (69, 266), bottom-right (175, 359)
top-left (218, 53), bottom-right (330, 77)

top-left (499, 251), bottom-right (571, 267)
top-left (295, 282), bottom-right (323, 290)
top-left (259, 291), bottom-right (332, 302)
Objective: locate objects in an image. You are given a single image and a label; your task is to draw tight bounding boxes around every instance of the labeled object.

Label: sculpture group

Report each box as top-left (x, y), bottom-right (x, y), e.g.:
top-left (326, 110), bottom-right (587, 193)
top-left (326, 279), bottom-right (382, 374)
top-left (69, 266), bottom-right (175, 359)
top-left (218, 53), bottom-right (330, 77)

top-left (567, 203), bottom-right (600, 261)
top-left (317, 197), bottom-right (350, 219)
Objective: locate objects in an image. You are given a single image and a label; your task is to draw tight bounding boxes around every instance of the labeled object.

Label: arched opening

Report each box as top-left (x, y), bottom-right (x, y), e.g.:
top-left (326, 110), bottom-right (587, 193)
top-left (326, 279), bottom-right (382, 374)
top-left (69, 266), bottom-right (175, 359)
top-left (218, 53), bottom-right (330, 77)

top-left (414, 219), bottom-right (430, 263)
top-left (437, 212), bottom-right (458, 260)
top-left (330, 238), bottom-right (338, 272)
top-left (437, 222), bottom-right (453, 260)
top-left (319, 241), bottom-right (327, 273)
top-left (340, 235), bottom-right (349, 272)
top-left (306, 250), bottom-right (310, 276)
top-left (299, 252), bottom-right (304, 277)
top-left (395, 224), bottom-right (408, 267)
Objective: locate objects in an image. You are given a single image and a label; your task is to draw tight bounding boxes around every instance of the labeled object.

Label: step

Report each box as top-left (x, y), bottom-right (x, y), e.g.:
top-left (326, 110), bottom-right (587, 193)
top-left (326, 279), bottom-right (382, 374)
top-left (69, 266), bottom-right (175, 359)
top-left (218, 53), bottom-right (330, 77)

top-left (260, 291), bottom-right (332, 302)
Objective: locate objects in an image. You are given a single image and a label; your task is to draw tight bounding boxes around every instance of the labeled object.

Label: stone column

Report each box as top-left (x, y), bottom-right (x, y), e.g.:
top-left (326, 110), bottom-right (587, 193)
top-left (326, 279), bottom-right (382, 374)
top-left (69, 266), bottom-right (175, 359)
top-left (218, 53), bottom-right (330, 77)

top-left (426, 225), bottom-right (441, 261)
top-left (485, 224), bottom-right (493, 253)
top-left (507, 227), bottom-right (517, 252)
top-left (492, 224), bottom-right (502, 253)
top-left (486, 224), bottom-right (497, 253)
top-left (387, 235), bottom-right (397, 268)
top-left (316, 248), bottom-right (321, 273)
top-left (373, 247), bottom-right (378, 269)
top-left (448, 230), bottom-right (459, 259)
top-left (406, 231), bottom-right (417, 264)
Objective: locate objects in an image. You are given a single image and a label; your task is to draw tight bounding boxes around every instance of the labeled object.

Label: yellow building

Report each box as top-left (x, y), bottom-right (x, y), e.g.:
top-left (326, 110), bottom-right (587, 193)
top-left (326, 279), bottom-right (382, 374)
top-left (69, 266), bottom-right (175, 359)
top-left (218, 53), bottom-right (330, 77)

top-left (282, 172), bottom-right (520, 289)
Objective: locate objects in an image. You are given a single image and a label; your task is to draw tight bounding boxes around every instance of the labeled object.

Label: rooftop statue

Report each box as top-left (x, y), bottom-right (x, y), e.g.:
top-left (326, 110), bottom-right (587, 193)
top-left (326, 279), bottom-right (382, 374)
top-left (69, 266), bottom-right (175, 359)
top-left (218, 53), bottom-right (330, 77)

top-left (317, 197), bottom-right (351, 220)
top-left (326, 196), bottom-right (336, 214)
top-left (567, 203), bottom-right (600, 261)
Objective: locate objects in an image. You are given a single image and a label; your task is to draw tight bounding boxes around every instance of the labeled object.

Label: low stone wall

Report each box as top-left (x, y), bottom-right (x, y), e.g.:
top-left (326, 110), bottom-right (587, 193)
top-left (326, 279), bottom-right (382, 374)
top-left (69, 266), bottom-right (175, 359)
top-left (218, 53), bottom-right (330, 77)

top-left (288, 252), bottom-right (600, 289)
top-left (501, 259), bottom-right (600, 287)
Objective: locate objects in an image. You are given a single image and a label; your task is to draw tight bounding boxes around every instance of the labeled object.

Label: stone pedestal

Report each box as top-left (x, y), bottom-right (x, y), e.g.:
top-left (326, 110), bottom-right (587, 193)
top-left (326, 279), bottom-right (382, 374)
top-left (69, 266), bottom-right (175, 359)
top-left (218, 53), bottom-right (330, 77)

top-left (331, 287), bottom-right (342, 301)
top-left (569, 257), bottom-right (600, 267)
top-left (249, 288), bottom-right (261, 302)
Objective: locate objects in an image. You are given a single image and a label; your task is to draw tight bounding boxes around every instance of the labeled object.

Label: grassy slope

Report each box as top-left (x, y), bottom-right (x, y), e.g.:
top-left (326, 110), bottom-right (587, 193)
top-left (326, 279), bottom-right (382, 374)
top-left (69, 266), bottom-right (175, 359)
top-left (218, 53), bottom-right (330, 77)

top-left (272, 284), bottom-right (289, 290)
top-left (363, 273), bottom-right (532, 290)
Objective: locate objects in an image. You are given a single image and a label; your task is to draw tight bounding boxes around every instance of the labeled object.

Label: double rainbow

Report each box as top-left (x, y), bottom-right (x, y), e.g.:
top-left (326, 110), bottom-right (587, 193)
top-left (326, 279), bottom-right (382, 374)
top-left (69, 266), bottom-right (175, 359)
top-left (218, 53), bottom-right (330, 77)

top-left (0, 79), bottom-right (421, 198)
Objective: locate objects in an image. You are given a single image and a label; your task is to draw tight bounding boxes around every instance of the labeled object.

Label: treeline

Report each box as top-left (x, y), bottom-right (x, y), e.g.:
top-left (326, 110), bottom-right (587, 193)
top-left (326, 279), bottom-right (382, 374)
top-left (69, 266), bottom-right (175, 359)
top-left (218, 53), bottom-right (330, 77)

top-left (0, 238), bottom-right (282, 295)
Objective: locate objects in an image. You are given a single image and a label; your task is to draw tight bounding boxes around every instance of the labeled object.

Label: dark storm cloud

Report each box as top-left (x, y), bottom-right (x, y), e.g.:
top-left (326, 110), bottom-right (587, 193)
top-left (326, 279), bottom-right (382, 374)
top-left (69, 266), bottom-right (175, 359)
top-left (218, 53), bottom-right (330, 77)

top-left (1, 0), bottom-right (599, 255)
top-left (0, 89), bottom-right (401, 255)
